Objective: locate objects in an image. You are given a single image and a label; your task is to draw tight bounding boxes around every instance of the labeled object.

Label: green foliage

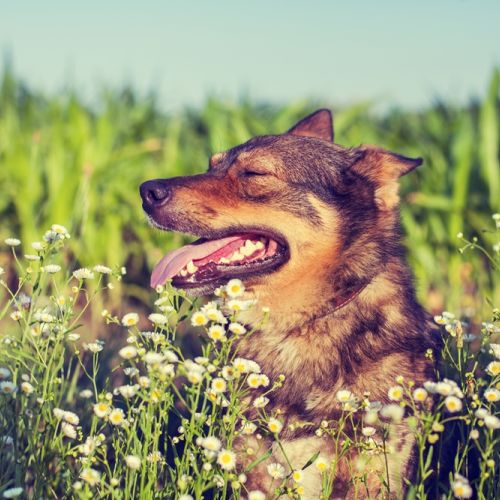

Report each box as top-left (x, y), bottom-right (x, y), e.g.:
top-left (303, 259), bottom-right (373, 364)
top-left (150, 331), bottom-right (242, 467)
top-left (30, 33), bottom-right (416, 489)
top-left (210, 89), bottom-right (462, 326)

top-left (0, 68), bottom-right (498, 315)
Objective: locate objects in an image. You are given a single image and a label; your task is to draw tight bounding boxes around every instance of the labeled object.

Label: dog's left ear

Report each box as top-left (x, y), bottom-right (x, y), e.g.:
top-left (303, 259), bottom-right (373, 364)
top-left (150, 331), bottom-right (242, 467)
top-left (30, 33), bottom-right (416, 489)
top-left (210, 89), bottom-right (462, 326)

top-left (287, 109), bottom-right (334, 142)
top-left (352, 146), bottom-right (423, 211)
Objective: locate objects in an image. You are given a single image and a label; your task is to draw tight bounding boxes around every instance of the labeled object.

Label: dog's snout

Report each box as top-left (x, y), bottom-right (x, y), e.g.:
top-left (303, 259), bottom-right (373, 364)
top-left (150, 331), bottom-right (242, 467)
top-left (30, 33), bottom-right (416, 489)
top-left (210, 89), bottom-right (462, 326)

top-left (140, 180), bottom-right (171, 209)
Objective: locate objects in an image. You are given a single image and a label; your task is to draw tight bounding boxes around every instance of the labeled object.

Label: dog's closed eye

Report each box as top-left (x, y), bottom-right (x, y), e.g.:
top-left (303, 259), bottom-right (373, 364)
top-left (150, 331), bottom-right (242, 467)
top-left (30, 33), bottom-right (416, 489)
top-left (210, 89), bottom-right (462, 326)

top-left (240, 169), bottom-right (270, 178)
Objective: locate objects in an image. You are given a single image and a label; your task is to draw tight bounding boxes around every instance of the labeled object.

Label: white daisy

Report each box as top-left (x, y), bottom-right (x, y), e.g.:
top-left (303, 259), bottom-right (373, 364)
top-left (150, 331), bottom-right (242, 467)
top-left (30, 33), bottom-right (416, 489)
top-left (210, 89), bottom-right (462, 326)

top-left (72, 268), bottom-right (95, 280)
top-left (79, 468), bottom-right (101, 486)
top-left (93, 265), bottom-right (112, 274)
top-left (233, 357), bottom-right (260, 374)
top-left (217, 449), bottom-right (236, 470)
top-left (200, 436), bottom-right (222, 451)
top-left (191, 311), bottom-right (208, 327)
top-left (266, 462), bottom-right (285, 479)
top-left (228, 322), bottom-right (246, 335)
top-left (118, 346), bottom-right (138, 360)
top-left (5, 238), bottom-right (21, 247)
top-left (143, 352), bottom-right (164, 364)
top-left (484, 388), bottom-right (500, 402)
top-left (315, 455), bottom-right (329, 472)
top-left (486, 361), bottom-right (500, 376)
top-left (25, 254), bottom-right (40, 261)
top-left (121, 313), bottom-right (139, 327)
top-left (253, 396), bottom-right (270, 408)
top-left (444, 396), bottom-right (462, 413)
top-left (268, 417), bottom-right (283, 434)
top-left (380, 404), bottom-right (404, 422)
top-left (226, 278), bottom-right (245, 298)
top-left (42, 264), bottom-right (61, 274)
top-left (125, 455), bottom-right (142, 470)
top-left (336, 389), bottom-right (354, 403)
top-left (62, 411), bottom-right (80, 425)
top-left (108, 408), bottom-right (126, 426)
top-left (93, 402), bottom-right (111, 418)
top-left (248, 492), bottom-right (266, 500)
top-left (413, 388), bottom-right (428, 402)
top-left (79, 436), bottom-right (98, 456)
top-left (451, 475), bottom-right (473, 499)
top-left (117, 385), bottom-right (138, 399)
top-left (207, 324), bottom-right (226, 342)
top-left (388, 385), bottom-right (404, 401)
top-left (21, 382), bottom-right (34, 394)
top-left (0, 381), bottom-right (17, 394)
top-left (148, 313), bottom-right (168, 325)
top-left (483, 415), bottom-right (500, 430)
top-left (61, 422), bottom-right (77, 439)
top-left (211, 378), bottom-right (227, 393)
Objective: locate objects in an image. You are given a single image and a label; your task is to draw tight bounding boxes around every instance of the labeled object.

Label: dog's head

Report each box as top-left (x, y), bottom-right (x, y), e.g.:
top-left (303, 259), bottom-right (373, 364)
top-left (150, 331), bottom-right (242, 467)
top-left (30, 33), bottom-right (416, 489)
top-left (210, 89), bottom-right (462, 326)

top-left (140, 109), bottom-right (421, 300)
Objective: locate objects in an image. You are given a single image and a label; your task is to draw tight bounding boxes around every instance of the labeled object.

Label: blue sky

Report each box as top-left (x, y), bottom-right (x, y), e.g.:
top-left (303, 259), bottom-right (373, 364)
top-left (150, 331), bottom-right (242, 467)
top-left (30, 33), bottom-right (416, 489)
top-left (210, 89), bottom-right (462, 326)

top-left (1, 0), bottom-right (499, 110)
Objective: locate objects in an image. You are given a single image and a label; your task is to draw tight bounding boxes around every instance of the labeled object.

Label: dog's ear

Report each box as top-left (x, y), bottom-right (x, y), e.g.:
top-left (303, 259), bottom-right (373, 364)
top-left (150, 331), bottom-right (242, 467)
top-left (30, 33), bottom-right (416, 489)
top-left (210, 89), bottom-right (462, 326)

top-left (351, 146), bottom-right (423, 211)
top-left (287, 109), bottom-right (334, 142)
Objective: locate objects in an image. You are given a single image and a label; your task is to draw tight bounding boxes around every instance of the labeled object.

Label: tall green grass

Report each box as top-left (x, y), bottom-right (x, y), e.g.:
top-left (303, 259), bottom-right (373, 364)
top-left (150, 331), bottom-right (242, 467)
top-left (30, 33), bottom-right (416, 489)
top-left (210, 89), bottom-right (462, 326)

top-left (0, 68), bottom-right (498, 315)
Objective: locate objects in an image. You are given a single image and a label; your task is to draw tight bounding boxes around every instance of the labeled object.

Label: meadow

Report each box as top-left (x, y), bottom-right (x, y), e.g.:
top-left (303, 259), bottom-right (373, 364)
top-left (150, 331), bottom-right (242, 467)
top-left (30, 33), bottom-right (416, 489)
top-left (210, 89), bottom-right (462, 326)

top-left (0, 69), bottom-right (499, 498)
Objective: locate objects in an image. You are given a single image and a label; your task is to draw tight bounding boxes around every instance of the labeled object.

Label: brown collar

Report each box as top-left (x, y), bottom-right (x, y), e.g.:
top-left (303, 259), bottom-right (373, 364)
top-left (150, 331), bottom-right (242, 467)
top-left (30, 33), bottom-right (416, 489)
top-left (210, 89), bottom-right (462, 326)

top-left (331, 283), bottom-right (368, 312)
top-left (309, 281), bottom-right (369, 323)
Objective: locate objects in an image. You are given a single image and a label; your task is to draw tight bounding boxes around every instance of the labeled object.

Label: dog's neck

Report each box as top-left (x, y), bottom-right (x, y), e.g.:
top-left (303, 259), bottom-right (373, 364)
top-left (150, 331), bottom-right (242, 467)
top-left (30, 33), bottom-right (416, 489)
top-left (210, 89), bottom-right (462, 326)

top-left (235, 260), bottom-right (436, 414)
top-left (239, 271), bottom-right (379, 336)
top-left (237, 255), bottom-right (432, 371)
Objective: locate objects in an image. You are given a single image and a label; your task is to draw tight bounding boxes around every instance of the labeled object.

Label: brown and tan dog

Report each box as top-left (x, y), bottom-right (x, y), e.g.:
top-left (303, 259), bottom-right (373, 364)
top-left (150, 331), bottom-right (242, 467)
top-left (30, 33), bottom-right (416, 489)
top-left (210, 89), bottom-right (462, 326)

top-left (140, 110), bottom-right (438, 498)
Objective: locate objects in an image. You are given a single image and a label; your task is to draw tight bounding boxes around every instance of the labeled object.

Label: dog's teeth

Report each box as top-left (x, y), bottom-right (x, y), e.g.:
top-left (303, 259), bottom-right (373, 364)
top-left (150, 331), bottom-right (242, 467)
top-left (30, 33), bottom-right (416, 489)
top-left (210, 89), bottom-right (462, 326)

top-left (219, 257), bottom-right (230, 264)
top-left (255, 241), bottom-right (265, 250)
top-left (230, 251), bottom-right (243, 262)
top-left (240, 245), bottom-right (254, 257)
top-left (180, 269), bottom-right (188, 277)
top-left (186, 261), bottom-right (198, 274)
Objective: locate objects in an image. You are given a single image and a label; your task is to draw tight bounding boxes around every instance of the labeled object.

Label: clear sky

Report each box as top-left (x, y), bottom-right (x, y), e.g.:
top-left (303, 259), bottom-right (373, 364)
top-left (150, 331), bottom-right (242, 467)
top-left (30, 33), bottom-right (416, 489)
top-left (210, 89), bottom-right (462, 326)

top-left (1, 0), bottom-right (499, 110)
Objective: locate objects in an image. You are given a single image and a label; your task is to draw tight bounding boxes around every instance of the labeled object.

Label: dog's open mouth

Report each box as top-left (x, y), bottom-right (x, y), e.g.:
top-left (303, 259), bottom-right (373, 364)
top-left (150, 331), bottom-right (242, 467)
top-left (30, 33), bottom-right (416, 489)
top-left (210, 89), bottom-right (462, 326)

top-left (150, 231), bottom-right (289, 289)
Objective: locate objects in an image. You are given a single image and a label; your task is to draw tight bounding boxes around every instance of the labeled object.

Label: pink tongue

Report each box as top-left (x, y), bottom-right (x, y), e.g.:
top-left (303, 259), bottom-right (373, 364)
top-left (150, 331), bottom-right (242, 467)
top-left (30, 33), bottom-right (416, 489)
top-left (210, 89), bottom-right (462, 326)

top-left (151, 236), bottom-right (242, 288)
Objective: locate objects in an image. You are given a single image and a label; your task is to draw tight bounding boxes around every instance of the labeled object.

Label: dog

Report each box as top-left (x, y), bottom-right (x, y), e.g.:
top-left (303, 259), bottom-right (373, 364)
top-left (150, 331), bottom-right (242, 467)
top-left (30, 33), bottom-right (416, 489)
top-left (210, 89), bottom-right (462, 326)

top-left (140, 109), bottom-right (438, 498)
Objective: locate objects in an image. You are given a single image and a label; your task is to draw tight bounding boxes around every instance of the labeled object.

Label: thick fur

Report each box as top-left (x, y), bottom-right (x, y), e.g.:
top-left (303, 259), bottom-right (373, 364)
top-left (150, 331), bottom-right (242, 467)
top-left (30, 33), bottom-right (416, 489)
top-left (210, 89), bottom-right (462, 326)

top-left (141, 109), bottom-right (439, 498)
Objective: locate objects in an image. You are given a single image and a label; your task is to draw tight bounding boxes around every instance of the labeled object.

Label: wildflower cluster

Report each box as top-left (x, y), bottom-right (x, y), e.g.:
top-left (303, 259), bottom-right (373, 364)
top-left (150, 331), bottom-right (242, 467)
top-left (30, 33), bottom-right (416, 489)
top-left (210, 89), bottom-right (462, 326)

top-left (0, 226), bottom-right (499, 499)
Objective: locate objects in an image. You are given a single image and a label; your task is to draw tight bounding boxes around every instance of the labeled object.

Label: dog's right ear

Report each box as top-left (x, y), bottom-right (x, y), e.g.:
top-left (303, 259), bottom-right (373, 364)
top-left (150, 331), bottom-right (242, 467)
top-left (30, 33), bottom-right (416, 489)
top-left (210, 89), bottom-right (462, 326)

top-left (287, 109), bottom-right (334, 142)
top-left (350, 146), bottom-right (423, 211)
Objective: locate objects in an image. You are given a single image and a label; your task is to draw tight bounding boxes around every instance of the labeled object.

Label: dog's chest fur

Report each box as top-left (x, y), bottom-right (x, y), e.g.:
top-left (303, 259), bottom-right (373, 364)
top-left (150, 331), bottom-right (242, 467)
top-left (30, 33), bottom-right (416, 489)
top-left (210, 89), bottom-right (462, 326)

top-left (236, 265), bottom-right (436, 424)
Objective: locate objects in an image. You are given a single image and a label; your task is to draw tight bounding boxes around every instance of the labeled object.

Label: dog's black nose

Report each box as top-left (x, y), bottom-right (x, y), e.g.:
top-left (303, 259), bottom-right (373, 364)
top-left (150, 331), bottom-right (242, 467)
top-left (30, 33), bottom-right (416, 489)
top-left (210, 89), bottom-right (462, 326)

top-left (140, 180), bottom-right (171, 209)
